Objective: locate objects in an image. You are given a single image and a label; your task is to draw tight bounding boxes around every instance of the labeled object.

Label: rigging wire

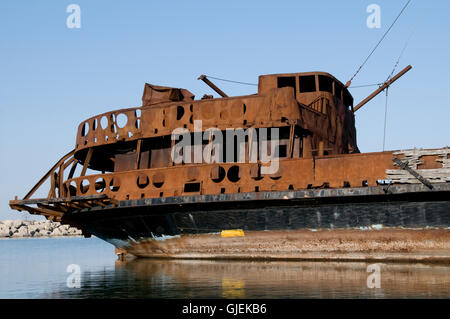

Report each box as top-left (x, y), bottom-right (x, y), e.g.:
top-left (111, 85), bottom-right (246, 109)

top-left (206, 1), bottom-right (418, 91)
top-left (385, 7), bottom-right (422, 82)
top-left (350, 82), bottom-right (384, 88)
top-left (347, 0), bottom-right (412, 85)
top-left (382, 87), bottom-right (389, 151)
top-left (381, 4), bottom-right (422, 150)
top-left (203, 75), bottom-right (258, 86)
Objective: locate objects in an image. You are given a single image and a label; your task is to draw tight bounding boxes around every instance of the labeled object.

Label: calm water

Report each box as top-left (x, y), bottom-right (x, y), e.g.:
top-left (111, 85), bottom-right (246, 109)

top-left (0, 237), bottom-right (449, 298)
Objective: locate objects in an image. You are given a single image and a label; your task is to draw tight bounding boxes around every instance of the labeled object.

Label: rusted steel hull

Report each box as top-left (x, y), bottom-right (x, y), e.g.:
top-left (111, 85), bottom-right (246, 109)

top-left (61, 183), bottom-right (450, 261)
top-left (112, 229), bottom-right (450, 262)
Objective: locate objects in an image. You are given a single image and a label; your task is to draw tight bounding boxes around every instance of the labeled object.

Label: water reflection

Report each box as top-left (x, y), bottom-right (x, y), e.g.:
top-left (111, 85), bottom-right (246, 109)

top-left (46, 259), bottom-right (450, 298)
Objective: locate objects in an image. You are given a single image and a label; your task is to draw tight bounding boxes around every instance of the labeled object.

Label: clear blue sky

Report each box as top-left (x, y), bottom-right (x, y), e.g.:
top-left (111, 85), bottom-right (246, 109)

top-left (1, 0), bottom-right (449, 220)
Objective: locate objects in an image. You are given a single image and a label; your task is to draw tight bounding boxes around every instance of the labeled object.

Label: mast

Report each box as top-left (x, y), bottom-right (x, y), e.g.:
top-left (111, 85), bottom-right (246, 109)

top-left (353, 65), bottom-right (412, 112)
top-left (198, 75), bottom-right (228, 98)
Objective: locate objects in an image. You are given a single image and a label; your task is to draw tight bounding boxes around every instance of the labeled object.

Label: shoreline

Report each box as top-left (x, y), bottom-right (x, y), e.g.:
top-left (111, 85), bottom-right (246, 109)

top-left (0, 235), bottom-right (84, 240)
top-left (0, 220), bottom-right (83, 238)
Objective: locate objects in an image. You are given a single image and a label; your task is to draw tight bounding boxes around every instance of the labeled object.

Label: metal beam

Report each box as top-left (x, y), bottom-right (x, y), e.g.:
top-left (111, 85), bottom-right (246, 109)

top-left (80, 148), bottom-right (93, 177)
top-left (353, 65), bottom-right (412, 112)
top-left (198, 75), bottom-right (228, 98)
top-left (23, 149), bottom-right (75, 199)
top-left (392, 158), bottom-right (433, 190)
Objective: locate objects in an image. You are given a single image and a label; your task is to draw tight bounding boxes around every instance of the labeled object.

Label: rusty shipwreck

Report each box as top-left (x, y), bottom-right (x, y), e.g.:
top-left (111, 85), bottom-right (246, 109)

top-left (9, 66), bottom-right (450, 261)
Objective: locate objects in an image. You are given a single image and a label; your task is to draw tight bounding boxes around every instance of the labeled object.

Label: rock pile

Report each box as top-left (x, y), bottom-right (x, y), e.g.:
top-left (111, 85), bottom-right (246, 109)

top-left (0, 220), bottom-right (82, 238)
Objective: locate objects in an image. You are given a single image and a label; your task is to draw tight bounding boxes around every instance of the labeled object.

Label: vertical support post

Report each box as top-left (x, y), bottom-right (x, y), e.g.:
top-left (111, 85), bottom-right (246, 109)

top-left (303, 136), bottom-right (313, 158)
top-left (318, 141), bottom-right (324, 157)
top-left (170, 138), bottom-right (175, 167)
top-left (288, 124), bottom-right (295, 158)
top-left (205, 133), bottom-right (214, 164)
top-left (68, 161), bottom-right (78, 179)
top-left (48, 172), bottom-right (56, 198)
top-left (81, 148), bottom-right (93, 177)
top-left (135, 139), bottom-right (142, 169)
top-left (58, 164), bottom-right (65, 197)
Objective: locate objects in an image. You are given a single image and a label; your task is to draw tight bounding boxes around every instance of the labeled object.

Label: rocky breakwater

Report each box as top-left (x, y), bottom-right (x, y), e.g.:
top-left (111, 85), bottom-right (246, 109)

top-left (0, 220), bottom-right (82, 238)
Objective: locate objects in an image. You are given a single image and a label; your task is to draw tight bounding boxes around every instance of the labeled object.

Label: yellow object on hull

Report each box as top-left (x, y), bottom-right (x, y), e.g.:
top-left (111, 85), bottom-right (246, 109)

top-left (221, 229), bottom-right (245, 238)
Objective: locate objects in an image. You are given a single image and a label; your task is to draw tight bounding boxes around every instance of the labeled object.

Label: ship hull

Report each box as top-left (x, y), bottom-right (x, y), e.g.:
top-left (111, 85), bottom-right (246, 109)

top-left (62, 183), bottom-right (450, 261)
top-left (109, 229), bottom-right (449, 262)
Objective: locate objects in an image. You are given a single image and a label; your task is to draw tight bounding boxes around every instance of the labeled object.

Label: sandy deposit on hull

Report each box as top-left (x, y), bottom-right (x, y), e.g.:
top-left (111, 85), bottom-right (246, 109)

top-left (120, 228), bottom-right (450, 262)
top-left (0, 220), bottom-right (82, 238)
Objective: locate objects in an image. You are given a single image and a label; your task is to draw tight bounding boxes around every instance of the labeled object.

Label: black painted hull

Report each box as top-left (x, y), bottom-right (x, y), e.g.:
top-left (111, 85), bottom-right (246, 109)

top-left (62, 183), bottom-right (450, 260)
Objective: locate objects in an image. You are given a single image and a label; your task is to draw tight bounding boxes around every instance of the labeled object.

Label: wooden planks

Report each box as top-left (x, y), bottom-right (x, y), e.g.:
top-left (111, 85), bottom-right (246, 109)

top-left (387, 148), bottom-right (450, 184)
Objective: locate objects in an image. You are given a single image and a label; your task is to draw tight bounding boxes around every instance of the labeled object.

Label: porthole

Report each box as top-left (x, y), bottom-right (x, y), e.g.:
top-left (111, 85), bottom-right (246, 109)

top-left (95, 178), bottom-right (106, 193)
top-left (81, 122), bottom-right (89, 137)
top-left (227, 166), bottom-right (240, 183)
top-left (80, 179), bottom-right (90, 194)
top-left (109, 178), bottom-right (120, 192)
top-left (100, 116), bottom-right (108, 130)
top-left (69, 181), bottom-right (77, 196)
top-left (152, 173), bottom-right (165, 188)
top-left (116, 113), bottom-right (128, 128)
top-left (177, 106), bottom-right (185, 120)
top-left (137, 174), bottom-right (149, 189)
top-left (211, 166), bottom-right (225, 183)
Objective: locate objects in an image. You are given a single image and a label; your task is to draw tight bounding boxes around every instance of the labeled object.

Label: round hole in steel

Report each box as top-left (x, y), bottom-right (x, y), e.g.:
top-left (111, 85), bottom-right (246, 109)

top-left (95, 178), bottom-right (106, 193)
top-left (80, 179), bottom-right (90, 194)
top-left (81, 122), bottom-right (89, 137)
top-left (137, 174), bottom-right (149, 189)
top-left (152, 173), bottom-right (165, 188)
top-left (227, 166), bottom-right (240, 183)
top-left (177, 106), bottom-right (184, 120)
top-left (116, 113), bottom-right (128, 129)
top-left (211, 166), bottom-right (226, 183)
top-left (109, 177), bottom-right (120, 192)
